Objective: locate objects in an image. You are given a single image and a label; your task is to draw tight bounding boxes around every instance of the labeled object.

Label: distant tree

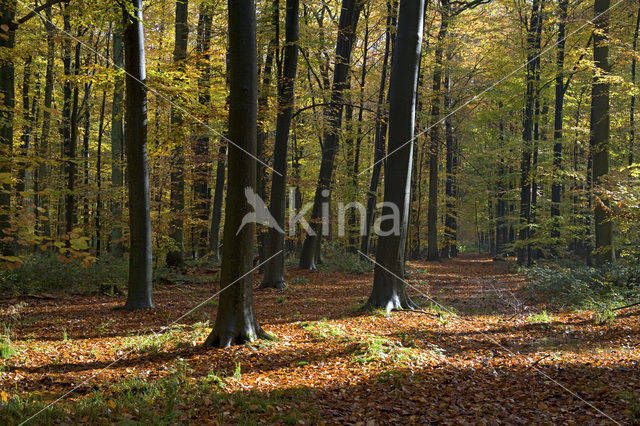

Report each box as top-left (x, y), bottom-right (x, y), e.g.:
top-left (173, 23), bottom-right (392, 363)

top-left (204, 0), bottom-right (270, 347)
top-left (298, 0), bottom-right (362, 270)
top-left (262, 0), bottom-right (300, 289)
top-left (365, 0), bottom-right (424, 312)
top-left (123, 0), bottom-right (154, 310)
top-left (111, 26), bottom-right (125, 258)
top-left (591, 0), bottom-right (613, 265)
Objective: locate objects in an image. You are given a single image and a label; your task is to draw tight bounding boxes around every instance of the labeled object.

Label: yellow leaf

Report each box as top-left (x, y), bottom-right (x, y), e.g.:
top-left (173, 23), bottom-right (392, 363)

top-left (108, 399), bottom-right (116, 409)
top-left (1, 391), bottom-right (8, 402)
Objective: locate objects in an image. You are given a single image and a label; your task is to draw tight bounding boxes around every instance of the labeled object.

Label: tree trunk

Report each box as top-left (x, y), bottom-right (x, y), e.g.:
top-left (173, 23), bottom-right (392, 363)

top-left (365, 0), bottom-right (424, 313)
top-left (427, 3), bottom-right (449, 261)
top-left (298, 0), bottom-right (362, 270)
top-left (35, 5), bottom-right (55, 239)
top-left (517, 0), bottom-right (542, 265)
top-left (590, 0), bottom-right (613, 265)
top-left (630, 4), bottom-right (640, 166)
top-left (550, 0), bottom-right (568, 240)
top-left (441, 64), bottom-right (458, 258)
top-left (0, 1), bottom-right (16, 255)
top-left (261, 0), bottom-right (300, 290)
top-left (360, 0), bottom-right (396, 256)
top-left (204, 0), bottom-right (270, 348)
top-left (166, 0), bottom-right (189, 268)
top-left (111, 27), bottom-right (125, 258)
top-left (123, 0), bottom-right (154, 310)
top-left (192, 7), bottom-right (213, 258)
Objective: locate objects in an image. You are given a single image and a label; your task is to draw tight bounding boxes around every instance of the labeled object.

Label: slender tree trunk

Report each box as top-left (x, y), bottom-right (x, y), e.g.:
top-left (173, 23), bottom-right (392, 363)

top-left (365, 0), bottom-right (424, 313)
top-left (518, 0), bottom-right (542, 265)
top-left (111, 28), bottom-right (125, 258)
top-left (193, 7), bottom-right (213, 258)
top-left (166, 0), bottom-right (189, 268)
top-left (0, 2), bottom-right (16, 255)
top-left (16, 56), bottom-right (33, 198)
top-left (361, 0), bottom-right (396, 256)
top-left (591, 0), bottom-right (613, 265)
top-left (35, 6), bottom-right (55, 239)
top-left (630, 4), bottom-right (639, 166)
top-left (427, 3), bottom-right (449, 261)
top-left (123, 0), bottom-right (154, 310)
top-left (204, 0), bottom-right (270, 348)
top-left (262, 0), bottom-right (300, 290)
top-left (298, 0), bottom-right (362, 269)
top-left (441, 64), bottom-right (458, 258)
top-left (550, 0), bottom-right (568, 240)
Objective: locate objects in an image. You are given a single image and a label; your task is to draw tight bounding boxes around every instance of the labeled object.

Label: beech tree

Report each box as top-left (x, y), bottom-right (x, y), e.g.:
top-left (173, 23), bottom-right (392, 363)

top-left (261, 0), bottom-right (300, 290)
top-left (204, 0), bottom-right (270, 347)
top-left (365, 0), bottom-right (424, 312)
top-left (123, 0), bottom-right (154, 310)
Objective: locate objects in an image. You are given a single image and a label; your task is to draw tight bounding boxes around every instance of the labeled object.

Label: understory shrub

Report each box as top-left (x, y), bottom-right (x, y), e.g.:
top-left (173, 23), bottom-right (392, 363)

top-left (319, 248), bottom-right (373, 274)
top-left (523, 263), bottom-right (640, 309)
top-left (0, 254), bottom-right (128, 296)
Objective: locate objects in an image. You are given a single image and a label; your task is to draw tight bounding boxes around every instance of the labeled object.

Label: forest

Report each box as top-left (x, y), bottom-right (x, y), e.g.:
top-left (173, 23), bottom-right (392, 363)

top-left (0, 0), bottom-right (639, 423)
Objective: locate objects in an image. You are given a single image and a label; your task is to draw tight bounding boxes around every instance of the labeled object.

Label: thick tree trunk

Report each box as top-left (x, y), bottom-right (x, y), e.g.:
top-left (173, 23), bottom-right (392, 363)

top-left (166, 0), bottom-right (189, 268)
top-left (365, 0), bottom-right (424, 313)
top-left (123, 0), bottom-right (154, 310)
top-left (427, 5), bottom-right (449, 261)
top-left (193, 7), bottom-right (213, 258)
top-left (550, 0), bottom-right (568, 240)
top-left (590, 0), bottom-right (613, 265)
top-left (298, 0), bottom-right (362, 269)
top-left (0, 2), bottom-right (16, 255)
top-left (111, 28), bottom-right (125, 258)
top-left (361, 0), bottom-right (396, 256)
top-left (204, 0), bottom-right (269, 348)
top-left (261, 0), bottom-right (299, 290)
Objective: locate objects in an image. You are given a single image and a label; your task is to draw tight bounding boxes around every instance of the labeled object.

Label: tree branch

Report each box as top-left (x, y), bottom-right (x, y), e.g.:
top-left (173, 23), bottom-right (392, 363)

top-left (17, 0), bottom-right (70, 25)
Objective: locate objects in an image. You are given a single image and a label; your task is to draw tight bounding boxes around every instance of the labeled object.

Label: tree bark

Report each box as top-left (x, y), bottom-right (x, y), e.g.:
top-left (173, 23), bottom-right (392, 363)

top-left (166, 0), bottom-right (189, 268)
top-left (630, 4), bottom-right (640, 166)
top-left (123, 0), bottom-right (154, 310)
top-left (204, 0), bottom-right (270, 348)
top-left (298, 0), bottom-right (362, 270)
top-left (365, 0), bottom-right (424, 313)
top-left (590, 0), bottom-right (613, 265)
top-left (261, 0), bottom-right (300, 290)
top-left (0, 1), bottom-right (16, 255)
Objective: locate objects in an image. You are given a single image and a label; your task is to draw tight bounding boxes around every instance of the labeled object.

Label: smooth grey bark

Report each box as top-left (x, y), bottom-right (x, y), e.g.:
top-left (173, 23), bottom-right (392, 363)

top-left (298, 0), bottom-right (362, 270)
top-left (111, 27), bottom-right (125, 258)
top-left (204, 0), bottom-right (270, 348)
top-left (550, 0), bottom-right (568, 240)
top-left (123, 0), bottom-right (154, 310)
top-left (261, 0), bottom-right (300, 290)
top-left (361, 0), bottom-right (397, 256)
top-left (365, 0), bottom-right (424, 313)
top-left (591, 0), bottom-right (613, 265)
top-left (166, 0), bottom-right (189, 268)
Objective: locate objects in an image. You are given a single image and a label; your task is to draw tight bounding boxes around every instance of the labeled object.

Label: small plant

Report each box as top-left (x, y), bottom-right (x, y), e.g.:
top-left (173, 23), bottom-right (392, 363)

top-left (233, 362), bottom-right (242, 380)
top-left (0, 325), bottom-right (15, 359)
top-left (527, 310), bottom-right (553, 324)
top-left (302, 319), bottom-right (345, 339)
top-left (620, 391), bottom-right (640, 424)
top-left (96, 319), bottom-right (115, 335)
top-left (592, 307), bottom-right (616, 325)
top-left (62, 328), bottom-right (68, 342)
top-left (276, 296), bottom-right (287, 304)
top-left (290, 277), bottom-right (309, 286)
top-left (437, 313), bottom-right (452, 327)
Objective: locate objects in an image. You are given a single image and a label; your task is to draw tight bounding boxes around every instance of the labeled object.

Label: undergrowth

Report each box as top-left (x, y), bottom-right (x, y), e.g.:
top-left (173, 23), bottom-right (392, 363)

top-left (523, 263), bottom-right (640, 310)
top-left (0, 254), bottom-right (128, 296)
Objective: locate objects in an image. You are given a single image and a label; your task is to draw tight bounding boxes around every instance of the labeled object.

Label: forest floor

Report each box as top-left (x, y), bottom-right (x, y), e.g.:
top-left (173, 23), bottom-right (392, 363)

top-left (1, 254), bottom-right (639, 424)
